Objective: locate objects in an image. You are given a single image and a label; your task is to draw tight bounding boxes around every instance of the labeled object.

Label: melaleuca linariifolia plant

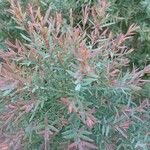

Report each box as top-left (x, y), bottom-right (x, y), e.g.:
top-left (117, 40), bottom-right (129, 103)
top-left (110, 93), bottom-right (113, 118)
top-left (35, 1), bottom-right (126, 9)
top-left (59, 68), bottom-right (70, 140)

top-left (0, 0), bottom-right (150, 149)
top-left (0, 0), bottom-right (39, 49)
top-left (108, 0), bottom-right (150, 68)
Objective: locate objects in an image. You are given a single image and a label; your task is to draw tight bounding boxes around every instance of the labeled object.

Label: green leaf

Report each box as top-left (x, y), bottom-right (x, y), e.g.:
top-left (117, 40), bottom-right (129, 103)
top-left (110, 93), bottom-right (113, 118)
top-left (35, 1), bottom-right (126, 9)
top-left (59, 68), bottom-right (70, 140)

top-left (35, 124), bottom-right (45, 130)
top-left (29, 101), bottom-right (40, 122)
top-left (20, 33), bottom-right (31, 42)
top-left (20, 60), bottom-right (36, 66)
top-left (40, 1), bottom-right (47, 6)
top-left (15, 26), bottom-right (25, 30)
top-left (105, 125), bottom-right (110, 137)
top-left (62, 130), bottom-right (74, 136)
top-left (63, 133), bottom-right (76, 139)
top-left (66, 70), bottom-right (75, 77)
top-left (40, 100), bottom-right (45, 109)
top-left (79, 134), bottom-right (94, 142)
top-left (102, 125), bottom-right (105, 136)
top-left (80, 130), bottom-right (92, 135)
top-left (116, 127), bottom-right (127, 139)
top-left (48, 125), bottom-right (59, 132)
top-left (100, 22), bottom-right (115, 28)
top-left (2, 89), bottom-right (12, 96)
top-left (82, 78), bottom-right (97, 86)
top-left (36, 50), bottom-right (50, 59)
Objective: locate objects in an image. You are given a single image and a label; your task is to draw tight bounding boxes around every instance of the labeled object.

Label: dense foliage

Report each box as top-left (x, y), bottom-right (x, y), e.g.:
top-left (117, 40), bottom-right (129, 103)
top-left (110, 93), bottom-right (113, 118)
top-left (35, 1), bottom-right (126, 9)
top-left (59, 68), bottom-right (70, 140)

top-left (0, 0), bottom-right (150, 150)
top-left (0, 0), bottom-right (150, 66)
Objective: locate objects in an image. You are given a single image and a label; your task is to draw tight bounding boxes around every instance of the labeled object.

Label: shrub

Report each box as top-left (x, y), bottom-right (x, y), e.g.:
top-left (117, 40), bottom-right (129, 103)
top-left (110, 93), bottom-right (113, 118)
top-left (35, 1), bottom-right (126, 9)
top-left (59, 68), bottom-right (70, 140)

top-left (0, 0), bottom-right (35, 49)
top-left (108, 0), bottom-right (150, 68)
top-left (1, 0), bottom-right (150, 67)
top-left (0, 0), bottom-right (150, 149)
